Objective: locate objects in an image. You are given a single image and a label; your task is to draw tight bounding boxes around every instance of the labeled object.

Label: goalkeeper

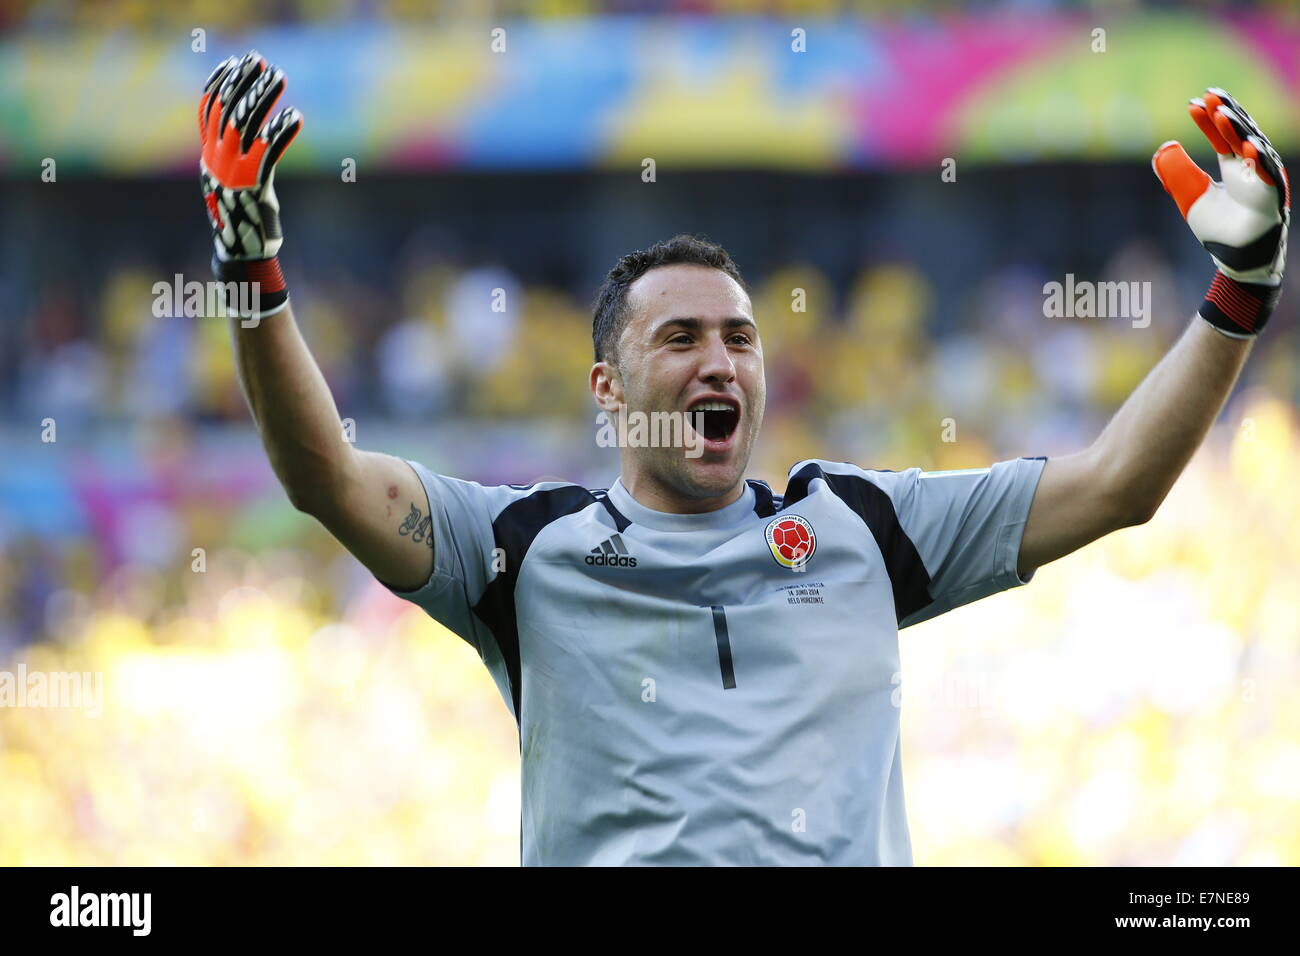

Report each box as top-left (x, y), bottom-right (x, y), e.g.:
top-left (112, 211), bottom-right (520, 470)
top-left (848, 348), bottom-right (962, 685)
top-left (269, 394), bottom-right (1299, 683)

top-left (201, 51), bottom-right (1287, 865)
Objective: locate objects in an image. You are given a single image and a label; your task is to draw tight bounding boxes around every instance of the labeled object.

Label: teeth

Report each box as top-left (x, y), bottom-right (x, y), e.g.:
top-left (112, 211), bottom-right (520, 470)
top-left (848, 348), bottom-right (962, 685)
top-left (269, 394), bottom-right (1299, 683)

top-left (690, 401), bottom-right (735, 412)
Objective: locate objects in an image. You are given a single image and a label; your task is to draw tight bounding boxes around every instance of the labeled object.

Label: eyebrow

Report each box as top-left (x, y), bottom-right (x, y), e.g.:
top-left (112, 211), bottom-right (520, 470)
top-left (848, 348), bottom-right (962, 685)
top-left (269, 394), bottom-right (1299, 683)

top-left (651, 316), bottom-right (758, 337)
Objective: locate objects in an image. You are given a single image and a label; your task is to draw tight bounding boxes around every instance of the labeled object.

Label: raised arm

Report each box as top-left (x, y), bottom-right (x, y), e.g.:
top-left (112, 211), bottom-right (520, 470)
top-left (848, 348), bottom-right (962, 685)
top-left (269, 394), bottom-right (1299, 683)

top-left (1018, 320), bottom-right (1251, 575)
top-left (1018, 87), bottom-right (1289, 577)
top-left (229, 302), bottom-right (434, 591)
top-left (201, 51), bottom-right (434, 592)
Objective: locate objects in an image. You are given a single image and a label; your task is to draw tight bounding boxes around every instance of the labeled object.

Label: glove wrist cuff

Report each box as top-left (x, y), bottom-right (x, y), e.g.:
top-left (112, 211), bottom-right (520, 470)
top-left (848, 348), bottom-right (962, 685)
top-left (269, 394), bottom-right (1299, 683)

top-left (1198, 271), bottom-right (1280, 337)
top-left (211, 254), bottom-right (289, 317)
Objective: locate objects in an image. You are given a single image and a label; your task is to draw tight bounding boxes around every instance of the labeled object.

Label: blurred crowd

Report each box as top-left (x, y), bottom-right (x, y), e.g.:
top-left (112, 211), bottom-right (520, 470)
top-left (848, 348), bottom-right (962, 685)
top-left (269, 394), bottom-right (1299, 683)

top-left (13, 230), bottom-right (1300, 445)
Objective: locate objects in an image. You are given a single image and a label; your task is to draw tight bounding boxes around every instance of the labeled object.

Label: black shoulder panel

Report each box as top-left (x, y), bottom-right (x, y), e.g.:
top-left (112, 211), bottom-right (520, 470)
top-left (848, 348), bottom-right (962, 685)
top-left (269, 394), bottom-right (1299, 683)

top-left (783, 462), bottom-right (933, 624)
top-left (471, 485), bottom-right (599, 728)
top-left (748, 478), bottom-right (777, 518)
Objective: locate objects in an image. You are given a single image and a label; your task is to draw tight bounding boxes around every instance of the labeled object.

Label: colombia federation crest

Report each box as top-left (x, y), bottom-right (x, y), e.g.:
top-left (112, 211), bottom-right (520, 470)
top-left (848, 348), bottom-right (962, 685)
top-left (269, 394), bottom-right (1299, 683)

top-left (765, 514), bottom-right (816, 570)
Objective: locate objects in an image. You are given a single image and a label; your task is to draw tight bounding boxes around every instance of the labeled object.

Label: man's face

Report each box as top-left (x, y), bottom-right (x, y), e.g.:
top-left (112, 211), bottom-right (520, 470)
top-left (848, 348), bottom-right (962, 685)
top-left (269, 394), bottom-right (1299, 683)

top-left (592, 264), bottom-right (766, 508)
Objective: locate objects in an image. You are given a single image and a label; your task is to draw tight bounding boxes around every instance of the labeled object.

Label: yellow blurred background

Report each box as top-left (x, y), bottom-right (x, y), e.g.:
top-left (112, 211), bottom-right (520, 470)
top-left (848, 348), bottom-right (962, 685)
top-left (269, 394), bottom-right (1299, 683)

top-left (3, 0), bottom-right (1299, 866)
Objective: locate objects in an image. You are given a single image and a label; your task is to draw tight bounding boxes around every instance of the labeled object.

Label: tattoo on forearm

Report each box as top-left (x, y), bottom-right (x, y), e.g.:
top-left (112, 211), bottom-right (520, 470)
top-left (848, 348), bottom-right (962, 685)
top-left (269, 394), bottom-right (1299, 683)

top-left (397, 503), bottom-right (434, 549)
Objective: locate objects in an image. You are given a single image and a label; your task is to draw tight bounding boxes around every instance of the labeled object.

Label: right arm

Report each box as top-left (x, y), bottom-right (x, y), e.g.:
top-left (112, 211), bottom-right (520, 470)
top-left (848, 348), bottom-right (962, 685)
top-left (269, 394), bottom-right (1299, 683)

top-left (230, 304), bottom-right (435, 592)
top-left (199, 51), bottom-right (434, 592)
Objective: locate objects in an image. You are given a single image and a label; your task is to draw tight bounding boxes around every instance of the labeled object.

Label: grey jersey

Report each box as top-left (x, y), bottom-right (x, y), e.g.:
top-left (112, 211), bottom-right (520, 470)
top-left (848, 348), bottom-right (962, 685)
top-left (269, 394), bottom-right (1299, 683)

top-left (386, 455), bottom-right (1046, 865)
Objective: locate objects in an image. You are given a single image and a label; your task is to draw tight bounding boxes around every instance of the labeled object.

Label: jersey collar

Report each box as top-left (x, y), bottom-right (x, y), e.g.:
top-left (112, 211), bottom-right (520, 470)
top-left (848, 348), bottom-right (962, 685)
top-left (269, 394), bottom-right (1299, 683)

top-left (607, 478), bottom-right (757, 532)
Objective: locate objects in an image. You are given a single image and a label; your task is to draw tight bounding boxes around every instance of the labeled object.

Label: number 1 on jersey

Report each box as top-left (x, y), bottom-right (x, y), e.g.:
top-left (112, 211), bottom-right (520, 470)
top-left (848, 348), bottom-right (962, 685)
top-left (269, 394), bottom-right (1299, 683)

top-left (709, 605), bottom-right (736, 689)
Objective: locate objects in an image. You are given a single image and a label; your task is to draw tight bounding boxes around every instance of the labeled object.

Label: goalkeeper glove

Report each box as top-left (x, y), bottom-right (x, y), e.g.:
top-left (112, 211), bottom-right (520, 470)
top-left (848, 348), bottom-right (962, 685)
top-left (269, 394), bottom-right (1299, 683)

top-left (198, 50), bottom-right (303, 317)
top-left (1153, 87), bottom-right (1289, 338)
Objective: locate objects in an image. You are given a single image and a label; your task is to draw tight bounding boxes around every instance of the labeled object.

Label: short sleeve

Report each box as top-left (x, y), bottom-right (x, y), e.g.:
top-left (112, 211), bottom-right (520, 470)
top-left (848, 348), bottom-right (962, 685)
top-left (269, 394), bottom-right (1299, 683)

top-left (382, 463), bottom-right (598, 722)
top-left (383, 461), bottom-right (549, 653)
top-left (787, 457), bottom-right (1046, 629)
top-left (876, 458), bottom-right (1046, 627)
top-left (381, 462), bottom-right (492, 650)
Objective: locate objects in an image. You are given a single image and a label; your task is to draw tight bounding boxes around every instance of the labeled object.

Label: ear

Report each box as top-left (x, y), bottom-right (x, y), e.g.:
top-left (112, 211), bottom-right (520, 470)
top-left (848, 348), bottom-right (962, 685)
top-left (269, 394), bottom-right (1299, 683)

top-left (590, 360), bottom-right (623, 412)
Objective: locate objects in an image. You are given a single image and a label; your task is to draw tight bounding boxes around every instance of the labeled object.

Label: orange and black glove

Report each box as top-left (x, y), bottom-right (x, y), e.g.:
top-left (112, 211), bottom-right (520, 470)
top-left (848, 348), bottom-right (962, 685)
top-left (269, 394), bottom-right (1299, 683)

top-left (198, 50), bottom-right (302, 317)
top-left (1153, 88), bottom-right (1289, 338)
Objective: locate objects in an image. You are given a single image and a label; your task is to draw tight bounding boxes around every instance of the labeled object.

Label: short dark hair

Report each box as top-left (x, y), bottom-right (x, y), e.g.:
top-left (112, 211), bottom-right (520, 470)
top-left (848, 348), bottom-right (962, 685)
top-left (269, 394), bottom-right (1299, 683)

top-left (591, 233), bottom-right (747, 365)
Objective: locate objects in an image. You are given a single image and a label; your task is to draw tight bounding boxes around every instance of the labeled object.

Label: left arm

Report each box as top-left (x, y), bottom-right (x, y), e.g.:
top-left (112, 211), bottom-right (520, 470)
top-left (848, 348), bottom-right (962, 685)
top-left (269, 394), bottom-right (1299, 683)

top-left (1017, 86), bottom-right (1288, 577)
top-left (1017, 318), bottom-right (1251, 576)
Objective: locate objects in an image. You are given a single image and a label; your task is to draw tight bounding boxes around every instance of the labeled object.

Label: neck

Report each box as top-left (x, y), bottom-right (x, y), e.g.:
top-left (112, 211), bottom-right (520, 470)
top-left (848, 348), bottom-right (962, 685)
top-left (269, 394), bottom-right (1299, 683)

top-left (620, 470), bottom-right (745, 515)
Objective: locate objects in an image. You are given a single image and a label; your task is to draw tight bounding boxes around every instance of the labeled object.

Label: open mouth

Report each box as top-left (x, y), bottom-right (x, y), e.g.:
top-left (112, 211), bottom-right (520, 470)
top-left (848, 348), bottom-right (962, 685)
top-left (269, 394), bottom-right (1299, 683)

top-left (687, 397), bottom-right (741, 444)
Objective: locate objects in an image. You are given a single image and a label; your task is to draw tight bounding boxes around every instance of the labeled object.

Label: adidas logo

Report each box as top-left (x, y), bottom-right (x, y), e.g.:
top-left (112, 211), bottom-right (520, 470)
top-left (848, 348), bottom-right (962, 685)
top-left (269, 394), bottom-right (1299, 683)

top-left (585, 533), bottom-right (638, 568)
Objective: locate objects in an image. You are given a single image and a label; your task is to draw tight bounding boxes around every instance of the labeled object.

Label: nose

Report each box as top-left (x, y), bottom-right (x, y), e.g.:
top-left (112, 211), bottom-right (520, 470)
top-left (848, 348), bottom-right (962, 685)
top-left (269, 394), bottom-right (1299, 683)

top-left (697, 331), bottom-right (736, 384)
